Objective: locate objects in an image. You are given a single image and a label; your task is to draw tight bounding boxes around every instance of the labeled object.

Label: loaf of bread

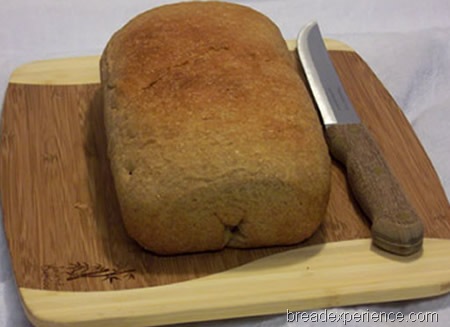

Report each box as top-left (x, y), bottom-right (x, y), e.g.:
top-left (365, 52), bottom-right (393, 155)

top-left (100, 1), bottom-right (331, 255)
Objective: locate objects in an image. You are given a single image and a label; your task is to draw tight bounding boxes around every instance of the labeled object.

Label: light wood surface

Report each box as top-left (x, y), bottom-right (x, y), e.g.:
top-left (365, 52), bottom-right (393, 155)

top-left (1, 40), bottom-right (450, 326)
top-left (20, 238), bottom-right (450, 327)
top-left (10, 56), bottom-right (101, 85)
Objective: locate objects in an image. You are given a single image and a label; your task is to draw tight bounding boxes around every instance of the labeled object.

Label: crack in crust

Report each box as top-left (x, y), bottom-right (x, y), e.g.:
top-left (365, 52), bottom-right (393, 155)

top-left (141, 46), bottom-right (230, 93)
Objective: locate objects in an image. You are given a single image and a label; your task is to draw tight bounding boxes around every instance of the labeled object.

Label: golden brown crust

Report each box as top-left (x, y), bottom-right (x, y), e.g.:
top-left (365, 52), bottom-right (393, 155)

top-left (101, 1), bottom-right (331, 255)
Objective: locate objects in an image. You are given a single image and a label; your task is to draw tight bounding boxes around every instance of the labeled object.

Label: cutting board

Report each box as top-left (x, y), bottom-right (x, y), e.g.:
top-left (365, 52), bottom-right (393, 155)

top-left (1, 39), bottom-right (450, 327)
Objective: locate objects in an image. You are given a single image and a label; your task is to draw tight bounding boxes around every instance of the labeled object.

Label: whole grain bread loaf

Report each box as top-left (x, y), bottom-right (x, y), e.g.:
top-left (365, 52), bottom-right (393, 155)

top-left (101, 1), bottom-right (331, 255)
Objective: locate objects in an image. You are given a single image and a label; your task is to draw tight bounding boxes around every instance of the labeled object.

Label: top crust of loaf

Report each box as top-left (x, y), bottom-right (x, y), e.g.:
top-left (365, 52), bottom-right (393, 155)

top-left (101, 2), bottom-right (331, 255)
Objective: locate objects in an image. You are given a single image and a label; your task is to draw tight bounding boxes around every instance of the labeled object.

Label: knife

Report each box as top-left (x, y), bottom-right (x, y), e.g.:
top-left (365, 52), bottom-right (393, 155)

top-left (297, 22), bottom-right (424, 256)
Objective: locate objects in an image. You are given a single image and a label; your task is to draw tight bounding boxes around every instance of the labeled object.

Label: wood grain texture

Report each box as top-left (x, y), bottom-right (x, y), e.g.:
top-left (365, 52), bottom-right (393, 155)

top-left (20, 238), bottom-right (450, 327)
top-left (330, 51), bottom-right (450, 238)
top-left (1, 41), bottom-right (450, 326)
top-left (0, 82), bottom-right (370, 292)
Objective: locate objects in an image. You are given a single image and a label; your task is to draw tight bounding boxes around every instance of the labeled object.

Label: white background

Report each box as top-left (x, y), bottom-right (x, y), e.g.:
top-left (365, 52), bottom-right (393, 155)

top-left (1, 0), bottom-right (450, 326)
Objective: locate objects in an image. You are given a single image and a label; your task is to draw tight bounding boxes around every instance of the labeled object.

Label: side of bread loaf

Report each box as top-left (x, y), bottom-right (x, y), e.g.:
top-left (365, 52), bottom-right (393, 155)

top-left (101, 1), bottom-right (331, 255)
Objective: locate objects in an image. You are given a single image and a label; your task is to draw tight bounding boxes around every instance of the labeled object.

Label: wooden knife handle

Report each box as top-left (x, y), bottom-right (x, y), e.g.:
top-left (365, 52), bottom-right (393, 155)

top-left (325, 123), bottom-right (424, 256)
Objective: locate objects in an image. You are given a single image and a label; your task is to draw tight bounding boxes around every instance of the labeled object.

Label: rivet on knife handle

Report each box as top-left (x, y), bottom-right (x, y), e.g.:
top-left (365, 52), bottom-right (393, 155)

top-left (297, 21), bottom-right (424, 255)
top-left (326, 123), bottom-right (424, 255)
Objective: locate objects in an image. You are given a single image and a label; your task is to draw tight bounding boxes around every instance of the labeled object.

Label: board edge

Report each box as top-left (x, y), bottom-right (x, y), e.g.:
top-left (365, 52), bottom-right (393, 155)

top-left (19, 238), bottom-right (450, 327)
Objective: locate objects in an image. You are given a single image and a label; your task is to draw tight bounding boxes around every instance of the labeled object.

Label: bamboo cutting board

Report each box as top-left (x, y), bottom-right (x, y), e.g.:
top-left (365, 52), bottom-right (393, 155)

top-left (1, 39), bottom-right (450, 327)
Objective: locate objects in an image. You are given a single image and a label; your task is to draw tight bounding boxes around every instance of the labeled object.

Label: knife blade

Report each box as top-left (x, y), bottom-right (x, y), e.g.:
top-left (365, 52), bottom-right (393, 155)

top-left (297, 21), bottom-right (424, 256)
